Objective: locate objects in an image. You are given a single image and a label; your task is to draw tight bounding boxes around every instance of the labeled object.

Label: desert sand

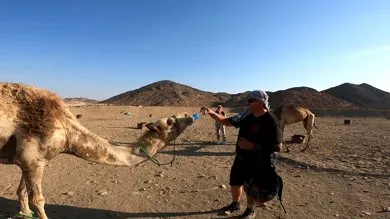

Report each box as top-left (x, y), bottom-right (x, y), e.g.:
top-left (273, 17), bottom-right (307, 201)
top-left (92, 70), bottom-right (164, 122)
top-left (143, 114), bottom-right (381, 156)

top-left (0, 105), bottom-right (389, 219)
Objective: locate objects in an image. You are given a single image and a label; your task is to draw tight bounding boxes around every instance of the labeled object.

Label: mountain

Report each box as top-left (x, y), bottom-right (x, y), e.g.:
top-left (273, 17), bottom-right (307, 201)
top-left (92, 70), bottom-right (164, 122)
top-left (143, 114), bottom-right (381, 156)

top-left (63, 97), bottom-right (99, 106)
top-left (101, 80), bottom-right (230, 107)
top-left (323, 83), bottom-right (390, 110)
top-left (101, 80), bottom-right (366, 109)
top-left (269, 87), bottom-right (357, 109)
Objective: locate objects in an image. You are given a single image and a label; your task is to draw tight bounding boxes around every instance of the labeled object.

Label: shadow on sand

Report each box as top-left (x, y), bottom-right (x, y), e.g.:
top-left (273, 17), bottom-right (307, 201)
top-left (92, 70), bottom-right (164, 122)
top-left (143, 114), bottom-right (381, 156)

top-left (0, 197), bottom-right (218, 219)
top-left (161, 141), bottom-right (236, 157)
top-left (111, 141), bottom-right (236, 157)
top-left (276, 155), bottom-right (389, 179)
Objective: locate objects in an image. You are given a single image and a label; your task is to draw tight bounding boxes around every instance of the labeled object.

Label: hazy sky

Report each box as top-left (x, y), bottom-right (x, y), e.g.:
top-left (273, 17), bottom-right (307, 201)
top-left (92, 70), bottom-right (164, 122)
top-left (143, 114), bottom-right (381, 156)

top-left (1, 0), bottom-right (389, 100)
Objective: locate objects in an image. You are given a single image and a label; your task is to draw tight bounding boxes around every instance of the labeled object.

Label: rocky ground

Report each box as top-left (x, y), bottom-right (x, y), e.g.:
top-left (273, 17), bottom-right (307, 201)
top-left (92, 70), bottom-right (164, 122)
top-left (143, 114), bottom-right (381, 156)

top-left (0, 106), bottom-right (389, 219)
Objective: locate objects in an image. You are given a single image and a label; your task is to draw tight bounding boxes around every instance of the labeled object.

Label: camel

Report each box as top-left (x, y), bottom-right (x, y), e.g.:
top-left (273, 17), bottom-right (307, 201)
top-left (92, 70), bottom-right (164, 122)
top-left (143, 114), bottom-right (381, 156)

top-left (0, 82), bottom-right (194, 219)
top-left (272, 105), bottom-right (318, 152)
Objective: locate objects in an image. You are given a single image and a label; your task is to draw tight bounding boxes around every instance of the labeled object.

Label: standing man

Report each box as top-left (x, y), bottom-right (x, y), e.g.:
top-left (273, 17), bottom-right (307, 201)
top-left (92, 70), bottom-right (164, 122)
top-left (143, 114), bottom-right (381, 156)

top-left (201, 90), bottom-right (283, 219)
top-left (215, 105), bottom-right (227, 144)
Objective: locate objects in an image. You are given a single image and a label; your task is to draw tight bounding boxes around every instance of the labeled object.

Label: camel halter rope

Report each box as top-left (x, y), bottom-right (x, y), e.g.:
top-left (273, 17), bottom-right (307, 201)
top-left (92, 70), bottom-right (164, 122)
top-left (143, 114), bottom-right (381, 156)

top-left (11, 212), bottom-right (38, 219)
top-left (136, 140), bottom-right (177, 167)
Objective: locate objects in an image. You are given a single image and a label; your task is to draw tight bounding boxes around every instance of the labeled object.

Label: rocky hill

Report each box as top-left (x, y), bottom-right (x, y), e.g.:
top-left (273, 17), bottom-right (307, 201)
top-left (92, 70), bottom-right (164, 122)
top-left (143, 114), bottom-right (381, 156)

top-left (323, 83), bottom-right (390, 110)
top-left (101, 80), bottom-right (230, 107)
top-left (101, 80), bottom-right (372, 109)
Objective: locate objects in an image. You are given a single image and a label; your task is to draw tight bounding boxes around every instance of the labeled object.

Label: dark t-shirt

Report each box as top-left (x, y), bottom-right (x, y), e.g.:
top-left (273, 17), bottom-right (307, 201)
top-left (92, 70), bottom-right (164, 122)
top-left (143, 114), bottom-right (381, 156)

top-left (228, 111), bottom-right (283, 163)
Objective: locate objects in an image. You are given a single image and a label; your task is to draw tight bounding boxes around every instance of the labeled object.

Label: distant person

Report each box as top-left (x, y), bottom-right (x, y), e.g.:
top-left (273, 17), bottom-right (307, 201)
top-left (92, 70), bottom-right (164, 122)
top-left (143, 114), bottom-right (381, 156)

top-left (201, 90), bottom-right (283, 219)
top-left (215, 105), bottom-right (227, 144)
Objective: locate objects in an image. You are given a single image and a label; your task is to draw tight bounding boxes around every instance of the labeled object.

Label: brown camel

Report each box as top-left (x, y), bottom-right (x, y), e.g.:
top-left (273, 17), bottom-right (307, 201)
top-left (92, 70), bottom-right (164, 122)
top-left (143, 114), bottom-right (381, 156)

top-left (272, 105), bottom-right (318, 152)
top-left (0, 82), bottom-right (194, 219)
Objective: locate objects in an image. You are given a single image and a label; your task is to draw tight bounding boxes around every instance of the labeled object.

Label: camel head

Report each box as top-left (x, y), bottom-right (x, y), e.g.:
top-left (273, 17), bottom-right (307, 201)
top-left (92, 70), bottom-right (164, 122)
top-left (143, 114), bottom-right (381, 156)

top-left (145, 112), bottom-right (194, 143)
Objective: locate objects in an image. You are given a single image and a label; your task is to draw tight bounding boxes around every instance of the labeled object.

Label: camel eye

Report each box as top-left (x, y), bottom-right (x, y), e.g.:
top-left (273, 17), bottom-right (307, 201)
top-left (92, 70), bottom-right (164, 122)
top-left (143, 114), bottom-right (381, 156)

top-left (184, 113), bottom-right (188, 117)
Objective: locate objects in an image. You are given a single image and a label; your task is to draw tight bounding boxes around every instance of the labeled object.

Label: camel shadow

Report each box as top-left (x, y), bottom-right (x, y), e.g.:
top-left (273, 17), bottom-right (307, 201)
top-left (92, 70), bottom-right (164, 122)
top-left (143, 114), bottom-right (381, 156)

top-left (110, 141), bottom-right (236, 157)
top-left (0, 197), bottom-right (218, 219)
top-left (161, 141), bottom-right (236, 157)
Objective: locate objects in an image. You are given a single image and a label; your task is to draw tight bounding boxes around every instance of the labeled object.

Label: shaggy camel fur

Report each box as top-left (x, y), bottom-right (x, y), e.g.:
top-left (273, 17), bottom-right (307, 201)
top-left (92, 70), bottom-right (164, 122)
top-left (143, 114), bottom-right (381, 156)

top-left (0, 82), bottom-right (194, 219)
top-left (272, 105), bottom-right (318, 152)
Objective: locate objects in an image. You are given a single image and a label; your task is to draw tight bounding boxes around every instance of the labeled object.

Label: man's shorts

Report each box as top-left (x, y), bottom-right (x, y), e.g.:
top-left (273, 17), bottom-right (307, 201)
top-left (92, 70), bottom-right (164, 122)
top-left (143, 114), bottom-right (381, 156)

top-left (230, 154), bottom-right (270, 186)
top-left (229, 155), bottom-right (251, 186)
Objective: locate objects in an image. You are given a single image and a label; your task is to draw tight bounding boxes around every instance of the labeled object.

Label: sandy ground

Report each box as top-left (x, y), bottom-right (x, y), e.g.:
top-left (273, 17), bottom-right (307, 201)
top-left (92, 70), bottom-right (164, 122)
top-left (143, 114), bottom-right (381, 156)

top-left (0, 105), bottom-right (389, 219)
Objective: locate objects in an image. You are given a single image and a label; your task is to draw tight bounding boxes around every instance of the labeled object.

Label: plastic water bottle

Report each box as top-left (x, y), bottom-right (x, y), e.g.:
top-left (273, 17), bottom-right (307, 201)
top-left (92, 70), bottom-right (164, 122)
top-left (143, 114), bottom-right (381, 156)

top-left (192, 109), bottom-right (206, 121)
top-left (192, 113), bottom-right (202, 121)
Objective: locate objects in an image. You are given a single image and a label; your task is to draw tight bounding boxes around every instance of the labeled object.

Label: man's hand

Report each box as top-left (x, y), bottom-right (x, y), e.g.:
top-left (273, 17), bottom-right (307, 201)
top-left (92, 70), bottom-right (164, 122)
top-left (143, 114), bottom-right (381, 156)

top-left (238, 138), bottom-right (255, 150)
top-left (200, 106), bottom-right (212, 115)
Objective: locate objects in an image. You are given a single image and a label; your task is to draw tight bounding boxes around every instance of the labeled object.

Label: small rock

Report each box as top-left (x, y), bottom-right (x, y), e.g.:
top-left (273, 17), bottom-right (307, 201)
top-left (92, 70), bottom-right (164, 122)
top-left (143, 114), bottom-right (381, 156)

top-left (155, 173), bottom-right (164, 177)
top-left (219, 184), bottom-right (227, 189)
top-left (98, 191), bottom-right (108, 196)
top-left (214, 199), bottom-right (221, 202)
top-left (294, 174), bottom-right (302, 178)
top-left (334, 214), bottom-right (339, 217)
top-left (363, 190), bottom-right (369, 193)
top-left (139, 188), bottom-right (147, 191)
top-left (112, 180), bottom-right (120, 184)
top-left (144, 180), bottom-right (153, 184)
top-left (63, 192), bottom-right (74, 196)
top-left (329, 192), bottom-right (334, 196)
top-left (383, 207), bottom-right (390, 212)
top-left (362, 211), bottom-right (371, 215)
top-left (348, 182), bottom-right (353, 185)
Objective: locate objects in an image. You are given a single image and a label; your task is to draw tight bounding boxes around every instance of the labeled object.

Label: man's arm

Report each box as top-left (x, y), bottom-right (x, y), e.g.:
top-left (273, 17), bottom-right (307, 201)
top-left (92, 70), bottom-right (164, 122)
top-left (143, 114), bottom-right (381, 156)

top-left (271, 122), bottom-right (283, 152)
top-left (204, 108), bottom-right (232, 126)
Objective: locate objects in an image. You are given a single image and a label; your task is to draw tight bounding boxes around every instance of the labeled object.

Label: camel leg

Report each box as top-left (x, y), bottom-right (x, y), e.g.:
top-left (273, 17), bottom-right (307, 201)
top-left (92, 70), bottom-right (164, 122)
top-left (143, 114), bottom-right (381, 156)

top-left (280, 123), bottom-right (290, 153)
top-left (14, 140), bottom-right (48, 219)
top-left (301, 116), bottom-right (314, 152)
top-left (17, 175), bottom-right (33, 215)
top-left (23, 163), bottom-right (47, 219)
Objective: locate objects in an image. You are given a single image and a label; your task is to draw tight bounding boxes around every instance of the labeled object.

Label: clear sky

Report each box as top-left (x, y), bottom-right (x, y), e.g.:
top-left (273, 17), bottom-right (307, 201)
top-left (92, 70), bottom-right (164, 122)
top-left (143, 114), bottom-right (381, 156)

top-left (1, 0), bottom-right (389, 100)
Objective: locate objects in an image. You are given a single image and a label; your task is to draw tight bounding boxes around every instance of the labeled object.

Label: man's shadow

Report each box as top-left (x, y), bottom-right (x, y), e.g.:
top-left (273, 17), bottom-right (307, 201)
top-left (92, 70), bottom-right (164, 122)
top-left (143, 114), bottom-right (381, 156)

top-left (0, 197), bottom-right (218, 219)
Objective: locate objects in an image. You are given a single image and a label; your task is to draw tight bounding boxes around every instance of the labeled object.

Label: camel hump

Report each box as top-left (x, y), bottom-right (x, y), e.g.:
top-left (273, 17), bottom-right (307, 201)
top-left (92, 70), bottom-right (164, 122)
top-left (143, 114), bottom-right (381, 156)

top-left (0, 82), bottom-right (76, 137)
